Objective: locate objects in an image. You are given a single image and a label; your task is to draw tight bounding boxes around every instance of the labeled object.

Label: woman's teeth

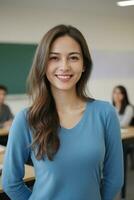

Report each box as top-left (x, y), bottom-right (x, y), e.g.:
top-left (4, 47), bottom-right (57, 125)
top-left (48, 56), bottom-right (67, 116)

top-left (55, 74), bottom-right (73, 81)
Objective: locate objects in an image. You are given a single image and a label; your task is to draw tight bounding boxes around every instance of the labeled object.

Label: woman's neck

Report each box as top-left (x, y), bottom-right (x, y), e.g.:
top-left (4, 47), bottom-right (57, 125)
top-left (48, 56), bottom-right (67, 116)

top-left (50, 86), bottom-right (85, 112)
top-left (115, 102), bottom-right (121, 110)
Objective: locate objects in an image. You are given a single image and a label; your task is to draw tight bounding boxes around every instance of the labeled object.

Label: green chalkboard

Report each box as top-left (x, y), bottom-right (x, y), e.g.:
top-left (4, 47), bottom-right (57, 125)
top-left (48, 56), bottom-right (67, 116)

top-left (0, 43), bottom-right (37, 94)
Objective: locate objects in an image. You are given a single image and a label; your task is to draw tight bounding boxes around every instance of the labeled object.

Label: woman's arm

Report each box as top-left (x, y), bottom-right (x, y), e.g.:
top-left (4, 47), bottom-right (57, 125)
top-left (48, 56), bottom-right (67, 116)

top-left (2, 108), bottom-right (32, 200)
top-left (101, 104), bottom-right (124, 200)
top-left (120, 105), bottom-right (134, 128)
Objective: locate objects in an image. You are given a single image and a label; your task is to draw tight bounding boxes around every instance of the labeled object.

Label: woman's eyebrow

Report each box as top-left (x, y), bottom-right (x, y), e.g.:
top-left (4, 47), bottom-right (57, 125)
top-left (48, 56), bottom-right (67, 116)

top-left (69, 52), bottom-right (81, 56)
top-left (49, 52), bottom-right (81, 55)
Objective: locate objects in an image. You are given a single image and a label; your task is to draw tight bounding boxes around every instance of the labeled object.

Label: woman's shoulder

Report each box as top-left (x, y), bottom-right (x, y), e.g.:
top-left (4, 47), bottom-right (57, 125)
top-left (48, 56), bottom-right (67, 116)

top-left (11, 107), bottom-right (30, 127)
top-left (15, 107), bottom-right (29, 117)
top-left (125, 104), bottom-right (134, 112)
top-left (86, 99), bottom-right (117, 122)
top-left (88, 98), bottom-right (115, 113)
top-left (9, 107), bottom-right (32, 141)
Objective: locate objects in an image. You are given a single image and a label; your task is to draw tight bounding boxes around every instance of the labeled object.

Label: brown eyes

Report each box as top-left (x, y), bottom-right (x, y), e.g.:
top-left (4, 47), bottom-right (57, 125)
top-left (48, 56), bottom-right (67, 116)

top-left (49, 56), bottom-right (58, 61)
top-left (49, 56), bottom-right (79, 61)
top-left (70, 56), bottom-right (79, 61)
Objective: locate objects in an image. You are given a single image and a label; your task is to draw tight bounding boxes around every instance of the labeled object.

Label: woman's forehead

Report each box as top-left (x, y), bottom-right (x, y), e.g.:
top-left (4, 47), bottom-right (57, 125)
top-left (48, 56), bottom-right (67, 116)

top-left (50, 35), bottom-right (82, 54)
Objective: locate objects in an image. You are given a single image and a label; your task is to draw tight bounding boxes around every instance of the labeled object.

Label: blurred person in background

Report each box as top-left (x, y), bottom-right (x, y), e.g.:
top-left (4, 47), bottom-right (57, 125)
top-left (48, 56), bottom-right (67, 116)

top-left (112, 85), bottom-right (134, 169)
top-left (0, 85), bottom-right (14, 129)
top-left (112, 85), bottom-right (134, 128)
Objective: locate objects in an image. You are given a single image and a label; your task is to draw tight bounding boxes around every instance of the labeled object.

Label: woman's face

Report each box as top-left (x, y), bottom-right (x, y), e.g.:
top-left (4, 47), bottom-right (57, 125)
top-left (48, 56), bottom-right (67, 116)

top-left (46, 35), bottom-right (84, 92)
top-left (113, 88), bottom-right (124, 104)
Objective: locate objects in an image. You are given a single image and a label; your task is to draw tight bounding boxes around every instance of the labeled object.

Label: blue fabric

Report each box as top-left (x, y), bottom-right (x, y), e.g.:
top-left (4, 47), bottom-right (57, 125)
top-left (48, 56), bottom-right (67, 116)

top-left (2, 99), bottom-right (124, 200)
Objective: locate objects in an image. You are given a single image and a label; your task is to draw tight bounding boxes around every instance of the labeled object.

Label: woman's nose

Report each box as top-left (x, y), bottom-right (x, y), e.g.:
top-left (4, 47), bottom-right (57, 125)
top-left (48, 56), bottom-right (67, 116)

top-left (59, 58), bottom-right (70, 70)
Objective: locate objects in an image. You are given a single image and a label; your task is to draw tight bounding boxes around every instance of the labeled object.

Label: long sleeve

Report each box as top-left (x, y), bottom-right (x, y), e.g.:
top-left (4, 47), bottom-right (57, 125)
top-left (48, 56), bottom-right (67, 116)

top-left (119, 105), bottom-right (133, 128)
top-left (101, 104), bottom-right (124, 200)
top-left (2, 108), bottom-right (32, 200)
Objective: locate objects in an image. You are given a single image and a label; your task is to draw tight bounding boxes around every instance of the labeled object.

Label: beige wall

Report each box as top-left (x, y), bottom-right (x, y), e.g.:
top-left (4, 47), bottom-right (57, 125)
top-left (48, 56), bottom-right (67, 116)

top-left (0, 5), bottom-right (134, 50)
top-left (1, 2), bottom-right (134, 113)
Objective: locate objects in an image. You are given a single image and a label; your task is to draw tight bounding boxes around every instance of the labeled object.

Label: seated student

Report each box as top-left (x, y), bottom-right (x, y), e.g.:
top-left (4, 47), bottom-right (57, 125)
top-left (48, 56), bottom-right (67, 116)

top-left (112, 85), bottom-right (134, 128)
top-left (112, 85), bottom-right (134, 169)
top-left (0, 85), bottom-right (14, 129)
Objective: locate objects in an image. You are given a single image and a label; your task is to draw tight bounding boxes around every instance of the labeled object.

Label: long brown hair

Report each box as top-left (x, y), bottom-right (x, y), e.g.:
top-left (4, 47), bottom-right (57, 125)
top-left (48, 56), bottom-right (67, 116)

top-left (26, 24), bottom-right (93, 161)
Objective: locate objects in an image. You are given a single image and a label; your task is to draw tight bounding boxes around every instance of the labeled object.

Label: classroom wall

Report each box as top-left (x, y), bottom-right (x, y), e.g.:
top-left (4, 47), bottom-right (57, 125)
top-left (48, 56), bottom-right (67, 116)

top-left (0, 5), bottom-right (134, 50)
top-left (1, 3), bottom-right (134, 113)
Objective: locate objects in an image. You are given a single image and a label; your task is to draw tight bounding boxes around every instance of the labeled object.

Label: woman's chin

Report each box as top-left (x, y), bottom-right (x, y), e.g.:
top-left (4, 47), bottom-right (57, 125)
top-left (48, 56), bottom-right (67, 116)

top-left (52, 85), bottom-right (76, 92)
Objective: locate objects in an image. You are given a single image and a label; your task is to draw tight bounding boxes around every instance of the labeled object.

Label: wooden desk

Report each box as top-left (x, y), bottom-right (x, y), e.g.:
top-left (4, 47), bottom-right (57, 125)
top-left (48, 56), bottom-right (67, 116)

top-left (0, 145), bottom-right (5, 155)
top-left (0, 152), bottom-right (35, 194)
top-left (121, 127), bottom-right (134, 140)
top-left (0, 128), bottom-right (9, 146)
top-left (0, 128), bottom-right (9, 136)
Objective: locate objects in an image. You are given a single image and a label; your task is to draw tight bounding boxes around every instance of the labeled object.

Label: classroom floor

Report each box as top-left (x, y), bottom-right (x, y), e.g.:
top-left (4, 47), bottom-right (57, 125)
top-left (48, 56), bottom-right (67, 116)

top-left (116, 157), bottom-right (134, 200)
top-left (126, 165), bottom-right (134, 200)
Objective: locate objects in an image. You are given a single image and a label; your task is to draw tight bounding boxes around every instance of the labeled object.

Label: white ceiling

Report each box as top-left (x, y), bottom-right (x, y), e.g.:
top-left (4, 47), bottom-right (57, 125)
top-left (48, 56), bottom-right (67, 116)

top-left (1, 0), bottom-right (134, 19)
top-left (0, 0), bottom-right (134, 49)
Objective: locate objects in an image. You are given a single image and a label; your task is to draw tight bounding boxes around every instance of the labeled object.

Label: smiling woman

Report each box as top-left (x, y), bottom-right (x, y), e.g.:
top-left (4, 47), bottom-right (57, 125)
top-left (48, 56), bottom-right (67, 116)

top-left (2, 24), bottom-right (124, 200)
top-left (46, 35), bottom-right (84, 90)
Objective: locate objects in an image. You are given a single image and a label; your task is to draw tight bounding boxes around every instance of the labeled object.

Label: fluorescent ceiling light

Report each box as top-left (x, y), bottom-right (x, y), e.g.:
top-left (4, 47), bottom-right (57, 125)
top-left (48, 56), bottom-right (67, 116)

top-left (117, 0), bottom-right (134, 6)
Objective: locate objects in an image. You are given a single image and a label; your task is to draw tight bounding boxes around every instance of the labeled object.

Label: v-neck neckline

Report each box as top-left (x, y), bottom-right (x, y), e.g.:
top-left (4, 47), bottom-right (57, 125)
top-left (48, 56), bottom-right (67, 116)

top-left (60, 100), bottom-right (91, 132)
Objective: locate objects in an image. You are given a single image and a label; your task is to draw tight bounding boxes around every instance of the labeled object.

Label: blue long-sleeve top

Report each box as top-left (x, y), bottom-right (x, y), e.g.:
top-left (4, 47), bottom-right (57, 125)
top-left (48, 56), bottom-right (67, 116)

top-left (2, 99), bottom-right (124, 200)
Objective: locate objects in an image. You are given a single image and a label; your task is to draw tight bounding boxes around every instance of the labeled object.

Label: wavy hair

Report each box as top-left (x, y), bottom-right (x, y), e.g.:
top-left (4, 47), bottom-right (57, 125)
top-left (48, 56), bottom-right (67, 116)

top-left (26, 24), bottom-right (93, 160)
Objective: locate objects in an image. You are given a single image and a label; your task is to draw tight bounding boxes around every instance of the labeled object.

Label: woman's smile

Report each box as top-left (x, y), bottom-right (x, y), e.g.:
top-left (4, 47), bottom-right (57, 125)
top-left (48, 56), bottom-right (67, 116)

top-left (55, 74), bottom-right (73, 82)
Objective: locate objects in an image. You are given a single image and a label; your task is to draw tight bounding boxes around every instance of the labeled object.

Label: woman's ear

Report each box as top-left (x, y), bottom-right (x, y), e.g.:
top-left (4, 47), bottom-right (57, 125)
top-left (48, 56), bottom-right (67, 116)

top-left (82, 67), bottom-right (85, 72)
